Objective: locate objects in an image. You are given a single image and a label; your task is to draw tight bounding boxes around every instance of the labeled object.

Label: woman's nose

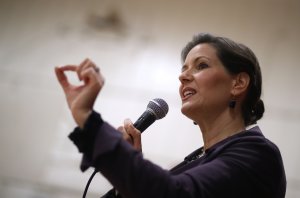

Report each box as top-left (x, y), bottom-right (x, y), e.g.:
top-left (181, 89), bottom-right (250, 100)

top-left (179, 69), bottom-right (193, 84)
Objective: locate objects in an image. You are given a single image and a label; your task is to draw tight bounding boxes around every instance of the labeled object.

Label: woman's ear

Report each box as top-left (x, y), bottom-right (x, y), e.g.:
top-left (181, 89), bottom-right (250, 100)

top-left (231, 72), bottom-right (250, 96)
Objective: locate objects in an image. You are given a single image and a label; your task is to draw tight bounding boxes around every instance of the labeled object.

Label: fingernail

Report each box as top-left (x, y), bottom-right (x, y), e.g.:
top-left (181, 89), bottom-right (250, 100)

top-left (125, 118), bottom-right (132, 124)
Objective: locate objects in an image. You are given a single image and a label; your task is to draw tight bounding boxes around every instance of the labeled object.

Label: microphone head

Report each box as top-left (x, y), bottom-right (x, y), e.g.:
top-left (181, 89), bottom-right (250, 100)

top-left (147, 98), bottom-right (169, 120)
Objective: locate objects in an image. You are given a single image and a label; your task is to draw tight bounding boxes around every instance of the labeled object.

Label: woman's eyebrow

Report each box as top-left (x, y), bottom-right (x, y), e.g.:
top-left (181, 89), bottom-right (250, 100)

top-left (181, 56), bottom-right (211, 71)
top-left (181, 64), bottom-right (188, 72)
top-left (194, 56), bottom-right (210, 63)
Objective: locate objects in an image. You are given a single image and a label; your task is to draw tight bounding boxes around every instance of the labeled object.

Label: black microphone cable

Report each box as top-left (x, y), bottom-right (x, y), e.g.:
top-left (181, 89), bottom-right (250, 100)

top-left (82, 169), bottom-right (98, 198)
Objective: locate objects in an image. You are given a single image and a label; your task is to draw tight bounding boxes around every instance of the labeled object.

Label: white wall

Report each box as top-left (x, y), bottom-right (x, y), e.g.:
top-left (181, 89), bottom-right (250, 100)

top-left (0, 0), bottom-right (299, 197)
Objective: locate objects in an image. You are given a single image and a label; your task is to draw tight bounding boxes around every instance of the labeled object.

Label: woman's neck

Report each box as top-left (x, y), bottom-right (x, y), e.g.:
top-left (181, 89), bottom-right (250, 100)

top-left (196, 110), bottom-right (245, 151)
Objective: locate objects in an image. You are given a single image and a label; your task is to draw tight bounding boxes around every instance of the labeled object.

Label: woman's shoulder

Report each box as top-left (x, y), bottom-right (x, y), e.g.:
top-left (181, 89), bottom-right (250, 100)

top-left (210, 126), bottom-right (280, 154)
top-left (205, 126), bottom-right (284, 169)
top-left (201, 126), bottom-right (285, 197)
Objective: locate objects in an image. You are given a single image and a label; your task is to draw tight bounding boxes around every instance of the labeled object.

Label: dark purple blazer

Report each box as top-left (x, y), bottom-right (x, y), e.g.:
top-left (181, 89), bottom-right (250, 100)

top-left (69, 111), bottom-right (286, 198)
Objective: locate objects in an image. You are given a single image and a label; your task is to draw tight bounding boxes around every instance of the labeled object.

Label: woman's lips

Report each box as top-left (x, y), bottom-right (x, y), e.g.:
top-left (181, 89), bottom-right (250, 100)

top-left (182, 88), bottom-right (196, 101)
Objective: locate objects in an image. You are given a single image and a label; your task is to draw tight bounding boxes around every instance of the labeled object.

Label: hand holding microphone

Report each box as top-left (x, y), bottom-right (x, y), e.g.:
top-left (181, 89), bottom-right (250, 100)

top-left (109, 98), bottom-right (169, 198)
top-left (118, 119), bottom-right (143, 151)
top-left (118, 98), bottom-right (169, 151)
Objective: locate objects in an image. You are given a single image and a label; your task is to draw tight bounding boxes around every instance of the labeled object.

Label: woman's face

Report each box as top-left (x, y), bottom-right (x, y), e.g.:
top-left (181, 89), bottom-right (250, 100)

top-left (179, 43), bottom-right (234, 120)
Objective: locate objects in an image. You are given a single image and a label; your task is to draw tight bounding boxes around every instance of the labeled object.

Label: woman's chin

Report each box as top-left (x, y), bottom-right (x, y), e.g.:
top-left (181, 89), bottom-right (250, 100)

top-left (181, 102), bottom-right (202, 120)
top-left (181, 102), bottom-right (194, 116)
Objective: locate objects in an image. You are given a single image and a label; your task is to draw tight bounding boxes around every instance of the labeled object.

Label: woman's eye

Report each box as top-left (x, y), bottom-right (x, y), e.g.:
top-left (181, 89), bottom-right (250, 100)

top-left (197, 63), bottom-right (209, 70)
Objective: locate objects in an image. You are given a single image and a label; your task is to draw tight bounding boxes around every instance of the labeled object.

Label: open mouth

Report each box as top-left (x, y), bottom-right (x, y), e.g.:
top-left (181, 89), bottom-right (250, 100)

top-left (182, 88), bottom-right (196, 100)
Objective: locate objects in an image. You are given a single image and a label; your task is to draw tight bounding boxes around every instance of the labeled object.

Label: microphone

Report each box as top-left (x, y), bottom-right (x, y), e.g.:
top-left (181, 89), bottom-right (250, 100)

top-left (133, 98), bottom-right (169, 132)
top-left (98, 99), bottom-right (168, 198)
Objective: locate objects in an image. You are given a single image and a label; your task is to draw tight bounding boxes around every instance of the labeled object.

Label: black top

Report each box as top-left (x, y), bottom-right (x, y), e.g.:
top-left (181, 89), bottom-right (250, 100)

top-left (69, 111), bottom-right (286, 198)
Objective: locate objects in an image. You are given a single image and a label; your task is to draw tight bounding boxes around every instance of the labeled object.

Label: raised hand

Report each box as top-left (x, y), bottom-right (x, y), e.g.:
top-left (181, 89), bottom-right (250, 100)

top-left (55, 58), bottom-right (105, 128)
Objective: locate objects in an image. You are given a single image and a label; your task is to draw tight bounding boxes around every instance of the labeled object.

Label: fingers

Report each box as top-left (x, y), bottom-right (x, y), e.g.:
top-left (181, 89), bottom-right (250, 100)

top-left (118, 126), bottom-right (134, 145)
top-left (54, 66), bottom-right (76, 91)
top-left (124, 119), bottom-right (142, 151)
top-left (77, 58), bottom-right (99, 81)
top-left (76, 58), bottom-right (104, 88)
top-left (117, 119), bottom-right (142, 151)
top-left (55, 67), bottom-right (67, 89)
top-left (80, 66), bottom-right (104, 87)
top-left (55, 59), bottom-right (104, 90)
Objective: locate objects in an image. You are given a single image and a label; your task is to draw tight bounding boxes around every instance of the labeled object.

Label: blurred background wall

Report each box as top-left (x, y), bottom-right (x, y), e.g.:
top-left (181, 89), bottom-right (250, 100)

top-left (0, 0), bottom-right (299, 197)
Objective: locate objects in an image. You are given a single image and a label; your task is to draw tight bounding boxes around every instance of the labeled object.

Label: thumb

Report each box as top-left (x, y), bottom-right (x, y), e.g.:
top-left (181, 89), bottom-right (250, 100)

top-left (124, 119), bottom-right (142, 151)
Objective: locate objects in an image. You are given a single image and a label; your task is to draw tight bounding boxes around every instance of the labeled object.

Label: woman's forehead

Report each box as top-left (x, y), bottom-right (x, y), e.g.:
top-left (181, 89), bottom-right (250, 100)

top-left (185, 43), bottom-right (218, 62)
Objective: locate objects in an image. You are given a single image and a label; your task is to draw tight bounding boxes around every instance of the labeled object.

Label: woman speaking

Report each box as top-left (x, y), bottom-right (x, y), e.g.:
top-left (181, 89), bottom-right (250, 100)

top-left (55, 33), bottom-right (286, 198)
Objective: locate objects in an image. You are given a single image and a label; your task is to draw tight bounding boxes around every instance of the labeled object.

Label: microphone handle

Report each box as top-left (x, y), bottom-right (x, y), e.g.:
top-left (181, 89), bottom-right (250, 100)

top-left (133, 111), bottom-right (156, 133)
